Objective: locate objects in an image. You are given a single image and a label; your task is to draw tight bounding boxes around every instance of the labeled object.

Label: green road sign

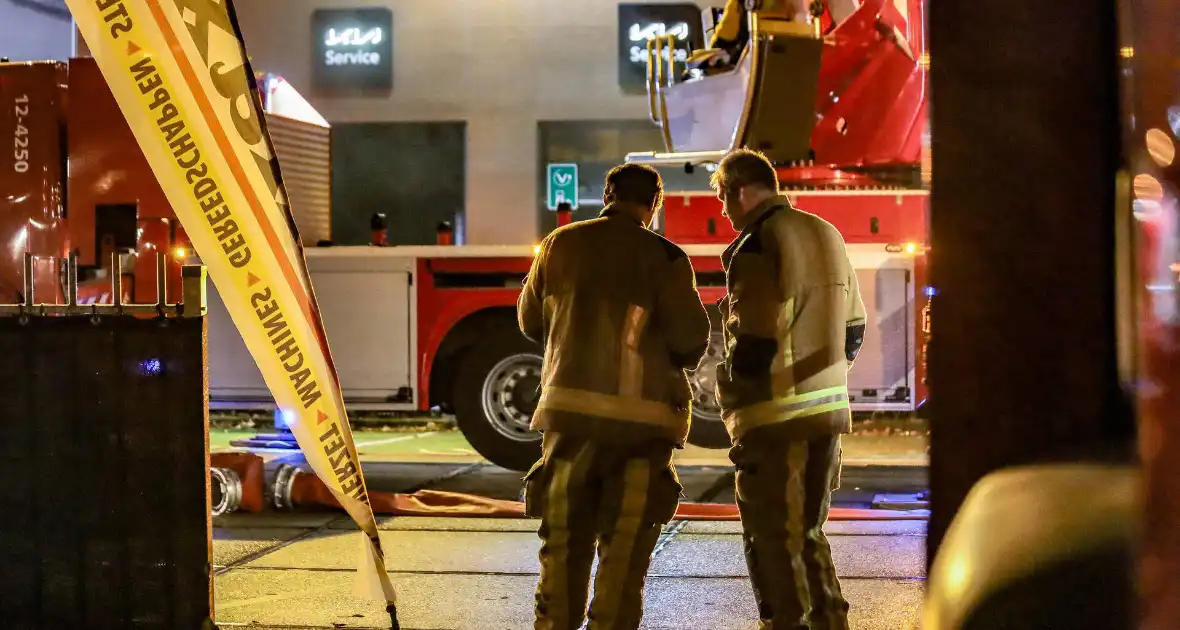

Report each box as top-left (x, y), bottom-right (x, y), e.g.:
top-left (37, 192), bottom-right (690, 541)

top-left (546, 163), bottom-right (579, 210)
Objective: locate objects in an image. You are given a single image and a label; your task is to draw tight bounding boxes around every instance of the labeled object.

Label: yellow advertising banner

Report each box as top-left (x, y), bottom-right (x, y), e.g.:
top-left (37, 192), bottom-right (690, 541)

top-left (64, 0), bottom-right (399, 616)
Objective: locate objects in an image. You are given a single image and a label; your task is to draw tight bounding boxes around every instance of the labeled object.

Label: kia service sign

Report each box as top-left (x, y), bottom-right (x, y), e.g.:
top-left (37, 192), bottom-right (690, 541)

top-left (312, 8), bottom-right (393, 92)
top-left (617, 3), bottom-right (703, 94)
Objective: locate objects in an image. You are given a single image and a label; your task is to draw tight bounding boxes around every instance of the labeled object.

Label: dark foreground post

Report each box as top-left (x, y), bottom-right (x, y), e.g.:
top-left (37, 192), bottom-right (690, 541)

top-left (0, 259), bottom-right (213, 628)
top-left (1119, 0), bottom-right (1180, 625)
top-left (927, 0), bottom-right (1133, 563)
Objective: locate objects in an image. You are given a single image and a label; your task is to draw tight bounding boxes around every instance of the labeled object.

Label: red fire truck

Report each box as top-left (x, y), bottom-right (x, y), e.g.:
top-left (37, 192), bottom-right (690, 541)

top-left (1, 0), bottom-right (928, 472)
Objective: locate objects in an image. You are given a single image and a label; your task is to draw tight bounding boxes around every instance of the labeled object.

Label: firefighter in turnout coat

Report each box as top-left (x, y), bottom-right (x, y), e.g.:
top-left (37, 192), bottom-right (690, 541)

top-left (712, 149), bottom-right (867, 630)
top-left (688, 0), bottom-right (807, 71)
top-left (517, 164), bottom-right (712, 630)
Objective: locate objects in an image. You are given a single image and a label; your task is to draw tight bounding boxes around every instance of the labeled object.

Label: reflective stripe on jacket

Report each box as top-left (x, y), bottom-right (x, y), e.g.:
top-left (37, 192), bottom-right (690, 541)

top-left (716, 195), bottom-right (867, 440)
top-left (518, 205), bottom-right (712, 445)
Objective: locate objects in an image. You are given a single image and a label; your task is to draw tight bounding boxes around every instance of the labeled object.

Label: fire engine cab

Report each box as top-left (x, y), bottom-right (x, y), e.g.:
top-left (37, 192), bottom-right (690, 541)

top-left (0, 0), bottom-right (928, 472)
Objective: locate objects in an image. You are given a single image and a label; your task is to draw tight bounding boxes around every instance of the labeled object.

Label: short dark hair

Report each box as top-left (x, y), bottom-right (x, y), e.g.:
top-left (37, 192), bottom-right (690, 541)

top-left (604, 163), bottom-right (664, 208)
top-left (710, 149), bottom-right (778, 195)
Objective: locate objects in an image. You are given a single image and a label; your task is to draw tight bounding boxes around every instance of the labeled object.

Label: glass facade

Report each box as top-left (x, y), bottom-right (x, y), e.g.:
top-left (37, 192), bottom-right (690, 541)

top-left (331, 121), bottom-right (466, 246)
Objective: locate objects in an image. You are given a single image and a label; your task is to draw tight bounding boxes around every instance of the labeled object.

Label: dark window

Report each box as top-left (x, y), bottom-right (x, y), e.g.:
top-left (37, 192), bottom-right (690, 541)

top-left (94, 203), bottom-right (138, 257)
top-left (536, 120), bottom-right (712, 236)
top-left (331, 122), bottom-right (465, 246)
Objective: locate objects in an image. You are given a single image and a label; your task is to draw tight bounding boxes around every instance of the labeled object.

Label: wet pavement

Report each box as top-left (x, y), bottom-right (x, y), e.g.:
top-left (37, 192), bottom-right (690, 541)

top-left (214, 427), bottom-right (929, 469)
top-left (211, 454), bottom-right (928, 629)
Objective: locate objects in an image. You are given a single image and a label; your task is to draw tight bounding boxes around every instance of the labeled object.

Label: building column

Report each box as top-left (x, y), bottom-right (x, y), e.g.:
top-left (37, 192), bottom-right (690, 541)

top-left (74, 22), bottom-right (90, 57)
top-left (464, 114), bottom-right (538, 245)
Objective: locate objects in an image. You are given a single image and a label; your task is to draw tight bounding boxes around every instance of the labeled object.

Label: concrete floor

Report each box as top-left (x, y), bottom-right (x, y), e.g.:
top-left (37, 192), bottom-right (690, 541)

top-left (211, 461), bottom-right (928, 630)
top-left (213, 515), bottom-right (926, 630)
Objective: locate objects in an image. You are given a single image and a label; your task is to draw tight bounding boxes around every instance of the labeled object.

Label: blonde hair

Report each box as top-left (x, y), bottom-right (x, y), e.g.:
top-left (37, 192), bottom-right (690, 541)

top-left (710, 149), bottom-right (778, 195)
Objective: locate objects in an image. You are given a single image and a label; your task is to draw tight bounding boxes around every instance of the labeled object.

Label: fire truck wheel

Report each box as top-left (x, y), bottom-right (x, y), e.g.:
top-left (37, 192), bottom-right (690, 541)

top-left (686, 331), bottom-right (731, 449)
top-left (453, 333), bottom-right (544, 472)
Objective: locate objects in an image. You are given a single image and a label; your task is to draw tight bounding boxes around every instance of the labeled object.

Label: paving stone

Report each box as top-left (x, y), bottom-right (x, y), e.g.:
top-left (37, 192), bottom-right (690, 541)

top-left (640, 576), bottom-right (924, 630)
top-left (329, 516), bottom-right (682, 536)
top-left (214, 512), bottom-right (340, 530)
top-left (213, 570), bottom-right (922, 629)
top-left (213, 527), bottom-right (308, 568)
top-left (649, 533), bottom-right (926, 579)
top-left (421, 466), bottom-right (528, 501)
top-left (354, 462), bottom-right (486, 494)
top-left (675, 466), bottom-right (734, 500)
top-left (680, 518), bottom-right (928, 536)
top-left (328, 516), bottom-right (541, 533)
top-left (246, 530), bottom-right (544, 574)
top-left (215, 570), bottom-right (535, 629)
top-left (238, 523), bottom-right (924, 578)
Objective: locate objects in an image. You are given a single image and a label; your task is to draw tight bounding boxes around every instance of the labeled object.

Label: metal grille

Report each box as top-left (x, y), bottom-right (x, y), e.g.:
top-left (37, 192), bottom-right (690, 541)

top-left (0, 315), bottom-right (212, 629)
top-left (266, 113), bottom-right (332, 245)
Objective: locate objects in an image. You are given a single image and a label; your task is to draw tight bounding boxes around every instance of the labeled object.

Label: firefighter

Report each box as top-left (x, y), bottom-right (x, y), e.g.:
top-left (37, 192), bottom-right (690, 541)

top-left (688, 0), bottom-right (807, 72)
top-left (517, 163), bottom-right (711, 630)
top-left (711, 149), bottom-right (866, 630)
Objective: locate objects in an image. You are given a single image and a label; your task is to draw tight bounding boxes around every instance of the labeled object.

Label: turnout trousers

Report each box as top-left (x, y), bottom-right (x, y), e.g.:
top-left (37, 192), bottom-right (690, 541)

top-left (523, 431), bottom-right (682, 630)
top-left (731, 431), bottom-right (850, 630)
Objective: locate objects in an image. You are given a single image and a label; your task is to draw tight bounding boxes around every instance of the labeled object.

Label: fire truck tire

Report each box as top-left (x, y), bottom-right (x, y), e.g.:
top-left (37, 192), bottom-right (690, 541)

top-left (688, 412), bottom-right (732, 449)
top-left (453, 333), bottom-right (544, 472)
top-left (685, 330), bottom-right (731, 449)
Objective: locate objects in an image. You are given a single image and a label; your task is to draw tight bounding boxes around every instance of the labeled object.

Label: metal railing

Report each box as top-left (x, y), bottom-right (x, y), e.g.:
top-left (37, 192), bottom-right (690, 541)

top-left (0, 251), bottom-right (212, 627)
top-left (0, 252), bottom-right (206, 318)
top-left (633, 10), bottom-right (825, 168)
top-left (645, 33), bottom-right (678, 153)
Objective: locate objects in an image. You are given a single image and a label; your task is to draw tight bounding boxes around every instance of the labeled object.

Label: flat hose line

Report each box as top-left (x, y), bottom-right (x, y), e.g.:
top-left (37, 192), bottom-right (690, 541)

top-left (210, 453), bottom-right (929, 522)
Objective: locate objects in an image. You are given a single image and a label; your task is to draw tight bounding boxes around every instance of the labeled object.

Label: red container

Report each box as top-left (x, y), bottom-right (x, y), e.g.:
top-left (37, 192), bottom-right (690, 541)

top-left (0, 60), bottom-right (68, 304)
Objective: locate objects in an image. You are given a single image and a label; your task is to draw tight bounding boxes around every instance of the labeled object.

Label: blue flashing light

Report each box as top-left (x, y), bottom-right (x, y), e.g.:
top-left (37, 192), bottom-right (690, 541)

top-left (274, 408), bottom-right (297, 431)
top-left (924, 286), bottom-right (938, 297)
top-left (137, 358), bottom-right (162, 376)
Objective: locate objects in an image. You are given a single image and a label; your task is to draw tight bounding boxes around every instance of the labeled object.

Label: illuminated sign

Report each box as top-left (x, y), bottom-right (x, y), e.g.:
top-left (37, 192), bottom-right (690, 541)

top-left (312, 8), bottom-right (393, 92)
top-left (628, 22), bottom-right (692, 64)
top-left (617, 3), bottom-right (703, 94)
top-left (325, 27), bottom-right (384, 48)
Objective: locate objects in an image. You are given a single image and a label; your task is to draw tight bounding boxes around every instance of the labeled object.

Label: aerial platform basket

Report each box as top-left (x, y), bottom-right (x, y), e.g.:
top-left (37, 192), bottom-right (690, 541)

top-left (628, 0), bottom-right (925, 175)
top-left (630, 10), bottom-right (825, 169)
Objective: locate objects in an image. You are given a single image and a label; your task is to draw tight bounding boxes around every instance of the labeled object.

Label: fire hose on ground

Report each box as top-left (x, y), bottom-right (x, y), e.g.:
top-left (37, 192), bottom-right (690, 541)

top-left (210, 452), bottom-right (269, 516)
top-left (210, 453), bottom-right (929, 521)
